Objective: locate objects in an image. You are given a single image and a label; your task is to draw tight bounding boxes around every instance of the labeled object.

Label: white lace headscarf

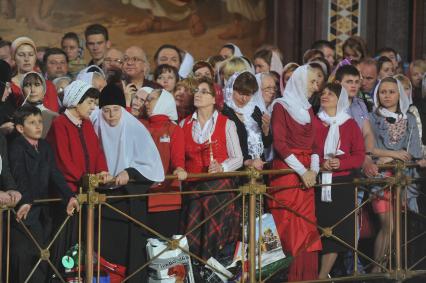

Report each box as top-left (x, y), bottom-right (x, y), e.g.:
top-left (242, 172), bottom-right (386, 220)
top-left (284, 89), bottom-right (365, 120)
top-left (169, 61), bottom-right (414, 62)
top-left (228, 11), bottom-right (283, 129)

top-left (224, 71), bottom-right (264, 159)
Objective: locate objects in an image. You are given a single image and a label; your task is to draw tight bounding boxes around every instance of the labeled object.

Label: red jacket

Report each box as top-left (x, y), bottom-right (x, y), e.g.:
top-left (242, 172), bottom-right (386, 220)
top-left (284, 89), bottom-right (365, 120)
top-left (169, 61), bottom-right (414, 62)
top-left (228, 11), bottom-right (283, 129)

top-left (146, 115), bottom-right (185, 212)
top-left (46, 114), bottom-right (108, 192)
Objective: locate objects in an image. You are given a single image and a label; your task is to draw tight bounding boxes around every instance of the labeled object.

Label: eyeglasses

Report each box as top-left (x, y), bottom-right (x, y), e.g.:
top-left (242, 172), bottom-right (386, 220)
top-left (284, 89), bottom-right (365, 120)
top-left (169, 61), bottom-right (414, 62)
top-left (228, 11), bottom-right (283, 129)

top-left (194, 88), bottom-right (212, 96)
top-left (262, 86), bottom-right (277, 92)
top-left (123, 57), bottom-right (145, 63)
top-left (104, 58), bottom-right (123, 65)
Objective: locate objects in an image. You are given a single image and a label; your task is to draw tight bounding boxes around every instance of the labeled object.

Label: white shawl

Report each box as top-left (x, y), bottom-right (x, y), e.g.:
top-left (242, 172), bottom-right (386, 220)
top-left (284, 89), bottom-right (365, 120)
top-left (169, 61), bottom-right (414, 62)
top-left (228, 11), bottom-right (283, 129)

top-left (151, 89), bottom-right (178, 121)
top-left (272, 65), bottom-right (312, 125)
top-left (92, 107), bottom-right (164, 182)
top-left (318, 87), bottom-right (351, 202)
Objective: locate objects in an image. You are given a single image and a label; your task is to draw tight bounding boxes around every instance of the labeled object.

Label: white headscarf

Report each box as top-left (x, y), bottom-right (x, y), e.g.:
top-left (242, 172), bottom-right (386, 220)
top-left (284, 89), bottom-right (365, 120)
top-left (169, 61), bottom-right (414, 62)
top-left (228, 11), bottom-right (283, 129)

top-left (225, 43), bottom-right (243, 57)
top-left (20, 71), bottom-right (47, 106)
top-left (318, 87), bottom-right (351, 202)
top-left (92, 107), bottom-right (164, 182)
top-left (225, 71), bottom-right (264, 159)
top-left (178, 51), bottom-right (194, 79)
top-left (373, 78), bottom-right (409, 120)
top-left (254, 73), bottom-right (271, 114)
top-left (76, 65), bottom-right (106, 85)
top-left (270, 51), bottom-right (283, 76)
top-left (151, 89), bottom-right (178, 121)
top-left (63, 80), bottom-right (93, 108)
top-left (273, 65), bottom-right (312, 125)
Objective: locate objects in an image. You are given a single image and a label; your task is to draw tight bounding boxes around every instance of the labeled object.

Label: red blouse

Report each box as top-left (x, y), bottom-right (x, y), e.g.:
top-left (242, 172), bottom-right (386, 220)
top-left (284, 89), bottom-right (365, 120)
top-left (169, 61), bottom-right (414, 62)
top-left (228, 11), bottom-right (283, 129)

top-left (271, 102), bottom-right (316, 160)
top-left (313, 118), bottom-right (365, 176)
top-left (147, 114), bottom-right (185, 212)
top-left (46, 114), bottom-right (108, 192)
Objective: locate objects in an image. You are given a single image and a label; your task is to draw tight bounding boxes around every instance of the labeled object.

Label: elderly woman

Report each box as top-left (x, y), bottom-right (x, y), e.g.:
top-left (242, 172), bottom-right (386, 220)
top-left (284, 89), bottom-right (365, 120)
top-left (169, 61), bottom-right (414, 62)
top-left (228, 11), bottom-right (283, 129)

top-left (144, 89), bottom-right (186, 237)
top-left (10, 36), bottom-right (59, 112)
top-left (180, 77), bottom-right (243, 261)
top-left (47, 80), bottom-right (110, 275)
top-left (313, 83), bottom-right (365, 279)
top-left (173, 78), bottom-right (197, 122)
top-left (268, 64), bottom-right (322, 281)
top-left (92, 83), bottom-right (164, 282)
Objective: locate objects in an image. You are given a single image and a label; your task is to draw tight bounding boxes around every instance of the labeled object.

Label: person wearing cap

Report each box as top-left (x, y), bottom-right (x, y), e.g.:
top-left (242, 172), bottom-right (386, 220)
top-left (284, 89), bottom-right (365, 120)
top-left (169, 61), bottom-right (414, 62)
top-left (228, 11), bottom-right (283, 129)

top-left (46, 80), bottom-right (111, 273)
top-left (10, 36), bottom-right (60, 112)
top-left (91, 83), bottom-right (164, 282)
top-left (20, 71), bottom-right (58, 137)
top-left (76, 65), bottom-right (107, 92)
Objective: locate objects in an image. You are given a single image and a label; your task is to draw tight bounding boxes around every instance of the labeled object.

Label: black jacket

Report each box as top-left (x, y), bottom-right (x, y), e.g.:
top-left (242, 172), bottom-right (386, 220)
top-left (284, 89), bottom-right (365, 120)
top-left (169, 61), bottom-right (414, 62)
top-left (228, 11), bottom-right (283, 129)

top-left (9, 135), bottom-right (73, 224)
top-left (0, 132), bottom-right (16, 190)
top-left (222, 104), bottom-right (272, 162)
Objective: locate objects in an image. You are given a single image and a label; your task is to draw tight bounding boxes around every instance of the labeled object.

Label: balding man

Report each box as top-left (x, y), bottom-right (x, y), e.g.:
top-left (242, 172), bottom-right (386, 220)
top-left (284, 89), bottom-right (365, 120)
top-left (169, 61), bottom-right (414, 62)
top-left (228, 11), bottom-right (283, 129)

top-left (103, 48), bottom-right (124, 73)
top-left (122, 46), bottom-right (158, 107)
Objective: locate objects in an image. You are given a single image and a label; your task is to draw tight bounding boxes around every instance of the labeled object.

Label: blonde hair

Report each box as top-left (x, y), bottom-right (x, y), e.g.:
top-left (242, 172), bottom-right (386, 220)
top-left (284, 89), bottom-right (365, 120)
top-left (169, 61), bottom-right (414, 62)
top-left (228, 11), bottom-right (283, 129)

top-left (175, 77), bottom-right (197, 93)
top-left (221, 57), bottom-right (251, 81)
top-left (411, 59), bottom-right (426, 73)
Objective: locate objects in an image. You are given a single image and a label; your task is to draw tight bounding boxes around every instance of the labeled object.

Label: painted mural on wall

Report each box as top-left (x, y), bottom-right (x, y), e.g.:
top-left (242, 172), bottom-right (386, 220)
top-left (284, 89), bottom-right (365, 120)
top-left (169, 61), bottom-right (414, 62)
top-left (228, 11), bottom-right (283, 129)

top-left (0, 0), bottom-right (267, 62)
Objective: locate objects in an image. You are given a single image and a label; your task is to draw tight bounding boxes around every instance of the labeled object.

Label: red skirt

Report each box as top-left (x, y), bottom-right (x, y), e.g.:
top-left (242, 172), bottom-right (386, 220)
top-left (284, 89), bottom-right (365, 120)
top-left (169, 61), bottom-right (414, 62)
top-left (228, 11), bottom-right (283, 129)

top-left (267, 149), bottom-right (322, 256)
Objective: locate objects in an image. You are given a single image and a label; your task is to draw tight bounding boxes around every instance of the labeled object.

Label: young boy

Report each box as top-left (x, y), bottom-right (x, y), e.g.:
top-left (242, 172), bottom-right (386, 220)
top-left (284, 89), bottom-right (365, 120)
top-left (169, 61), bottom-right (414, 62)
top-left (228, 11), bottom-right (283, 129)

top-left (9, 105), bottom-right (79, 283)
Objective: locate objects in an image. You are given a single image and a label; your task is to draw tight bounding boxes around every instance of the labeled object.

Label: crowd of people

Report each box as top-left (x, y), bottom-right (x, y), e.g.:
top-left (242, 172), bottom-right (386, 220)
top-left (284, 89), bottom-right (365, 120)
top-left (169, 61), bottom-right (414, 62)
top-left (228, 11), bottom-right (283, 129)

top-left (0, 23), bottom-right (426, 282)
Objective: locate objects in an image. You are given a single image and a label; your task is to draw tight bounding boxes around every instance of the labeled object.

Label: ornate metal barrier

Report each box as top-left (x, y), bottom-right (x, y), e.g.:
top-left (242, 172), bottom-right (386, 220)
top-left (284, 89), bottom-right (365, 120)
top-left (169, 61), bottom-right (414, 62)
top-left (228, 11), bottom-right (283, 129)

top-left (1, 162), bottom-right (426, 283)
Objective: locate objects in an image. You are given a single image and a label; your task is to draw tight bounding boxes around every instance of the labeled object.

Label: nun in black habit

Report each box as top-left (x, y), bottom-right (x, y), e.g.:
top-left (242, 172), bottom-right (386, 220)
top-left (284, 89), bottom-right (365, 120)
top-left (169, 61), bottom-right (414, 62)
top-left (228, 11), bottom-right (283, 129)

top-left (91, 84), bottom-right (164, 282)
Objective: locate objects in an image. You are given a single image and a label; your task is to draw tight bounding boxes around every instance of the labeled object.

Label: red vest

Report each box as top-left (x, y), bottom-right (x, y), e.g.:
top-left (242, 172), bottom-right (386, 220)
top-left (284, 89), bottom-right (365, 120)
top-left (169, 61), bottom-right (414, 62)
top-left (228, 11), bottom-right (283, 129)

top-left (182, 113), bottom-right (229, 174)
top-left (147, 116), bottom-right (182, 212)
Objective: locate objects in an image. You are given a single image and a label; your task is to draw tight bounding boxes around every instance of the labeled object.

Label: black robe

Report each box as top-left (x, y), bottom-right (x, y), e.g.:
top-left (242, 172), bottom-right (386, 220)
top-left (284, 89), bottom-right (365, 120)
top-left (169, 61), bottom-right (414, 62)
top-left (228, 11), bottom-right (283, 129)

top-left (97, 168), bottom-right (152, 283)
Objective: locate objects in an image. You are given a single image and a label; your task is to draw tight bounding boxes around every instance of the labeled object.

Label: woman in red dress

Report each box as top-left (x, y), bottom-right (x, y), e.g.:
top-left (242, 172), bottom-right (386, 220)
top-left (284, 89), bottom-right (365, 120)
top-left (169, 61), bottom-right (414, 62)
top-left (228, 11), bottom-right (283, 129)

top-left (268, 64), bottom-right (322, 281)
top-left (144, 88), bottom-right (187, 237)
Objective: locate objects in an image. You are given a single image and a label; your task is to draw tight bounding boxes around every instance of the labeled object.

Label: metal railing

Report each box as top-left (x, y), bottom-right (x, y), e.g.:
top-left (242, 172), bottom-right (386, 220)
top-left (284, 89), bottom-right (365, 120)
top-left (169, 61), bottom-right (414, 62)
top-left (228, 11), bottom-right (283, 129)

top-left (1, 161), bottom-right (426, 282)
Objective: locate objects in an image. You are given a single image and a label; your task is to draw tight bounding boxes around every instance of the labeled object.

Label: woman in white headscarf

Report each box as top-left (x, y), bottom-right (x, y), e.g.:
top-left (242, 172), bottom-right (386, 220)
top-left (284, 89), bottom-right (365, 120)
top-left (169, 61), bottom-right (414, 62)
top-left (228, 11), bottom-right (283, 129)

top-left (76, 65), bottom-right (107, 91)
top-left (222, 71), bottom-right (271, 170)
top-left (368, 77), bottom-right (422, 273)
top-left (253, 49), bottom-right (283, 75)
top-left (144, 88), bottom-right (187, 238)
top-left (130, 86), bottom-right (154, 119)
top-left (91, 83), bottom-right (164, 282)
top-left (267, 64), bottom-right (321, 281)
top-left (313, 83), bottom-right (365, 279)
top-left (219, 43), bottom-right (243, 59)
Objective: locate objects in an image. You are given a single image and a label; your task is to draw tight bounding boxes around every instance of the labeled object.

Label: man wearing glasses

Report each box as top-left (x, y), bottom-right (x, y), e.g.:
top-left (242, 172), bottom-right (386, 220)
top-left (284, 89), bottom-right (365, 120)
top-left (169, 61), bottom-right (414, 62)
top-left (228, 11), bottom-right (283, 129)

top-left (122, 46), bottom-right (159, 108)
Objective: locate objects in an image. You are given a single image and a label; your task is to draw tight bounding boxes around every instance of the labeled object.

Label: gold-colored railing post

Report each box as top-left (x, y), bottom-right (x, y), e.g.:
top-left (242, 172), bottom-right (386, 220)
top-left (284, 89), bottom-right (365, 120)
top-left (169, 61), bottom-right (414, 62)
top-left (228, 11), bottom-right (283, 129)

top-left (248, 169), bottom-right (257, 283)
top-left (83, 174), bottom-right (99, 283)
top-left (394, 161), bottom-right (408, 277)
